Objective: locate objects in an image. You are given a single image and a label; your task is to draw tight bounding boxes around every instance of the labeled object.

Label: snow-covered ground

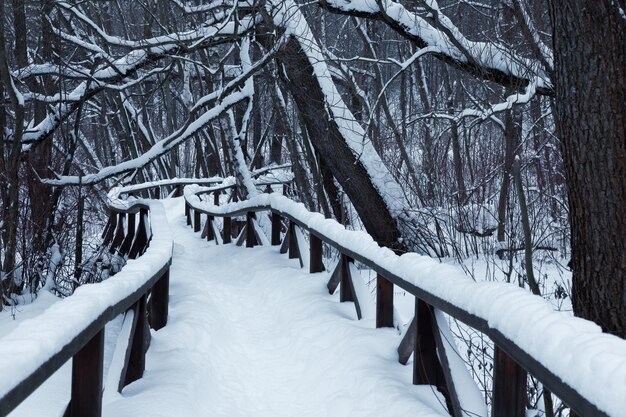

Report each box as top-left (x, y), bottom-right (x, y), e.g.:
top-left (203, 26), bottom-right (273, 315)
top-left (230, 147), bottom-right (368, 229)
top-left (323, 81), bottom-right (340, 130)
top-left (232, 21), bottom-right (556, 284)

top-left (3, 197), bottom-right (447, 416)
top-left (103, 197), bottom-right (447, 416)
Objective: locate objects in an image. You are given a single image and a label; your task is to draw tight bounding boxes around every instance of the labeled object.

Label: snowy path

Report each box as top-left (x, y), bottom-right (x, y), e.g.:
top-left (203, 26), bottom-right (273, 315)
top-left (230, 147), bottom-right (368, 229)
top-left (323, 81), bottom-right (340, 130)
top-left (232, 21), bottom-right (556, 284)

top-left (103, 198), bottom-right (448, 417)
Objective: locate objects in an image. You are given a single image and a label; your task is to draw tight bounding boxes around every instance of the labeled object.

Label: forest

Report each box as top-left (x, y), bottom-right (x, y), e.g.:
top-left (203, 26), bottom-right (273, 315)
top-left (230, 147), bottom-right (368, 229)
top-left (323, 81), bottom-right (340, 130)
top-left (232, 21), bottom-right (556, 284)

top-left (0, 1), bottom-right (624, 416)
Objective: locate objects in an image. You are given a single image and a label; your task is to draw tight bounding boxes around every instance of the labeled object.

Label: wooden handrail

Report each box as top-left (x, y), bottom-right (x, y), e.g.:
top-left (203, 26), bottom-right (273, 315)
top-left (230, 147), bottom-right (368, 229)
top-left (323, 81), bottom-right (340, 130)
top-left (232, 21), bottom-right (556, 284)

top-left (0, 184), bottom-right (175, 417)
top-left (183, 184), bottom-right (624, 417)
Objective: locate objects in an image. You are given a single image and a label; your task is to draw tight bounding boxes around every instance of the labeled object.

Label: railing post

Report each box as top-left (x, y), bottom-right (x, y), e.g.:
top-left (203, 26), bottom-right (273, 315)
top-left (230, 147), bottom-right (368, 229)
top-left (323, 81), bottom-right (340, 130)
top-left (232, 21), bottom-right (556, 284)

top-left (271, 213), bottom-right (281, 246)
top-left (309, 233), bottom-right (324, 273)
top-left (492, 346), bottom-right (527, 417)
top-left (129, 209), bottom-right (149, 259)
top-left (119, 212), bottom-right (136, 256)
top-left (232, 186), bottom-right (239, 202)
top-left (150, 268), bottom-right (169, 331)
top-left (69, 329), bottom-right (104, 417)
top-left (109, 212), bottom-right (126, 254)
top-left (288, 220), bottom-right (298, 259)
top-left (223, 217), bottom-right (232, 244)
top-left (154, 187), bottom-right (161, 200)
top-left (339, 254), bottom-right (354, 302)
top-left (376, 274), bottom-right (394, 328)
top-left (124, 294), bottom-right (149, 387)
top-left (206, 215), bottom-right (215, 241)
top-left (185, 202), bottom-right (191, 226)
top-left (413, 298), bottom-right (438, 385)
top-left (246, 212), bottom-right (256, 248)
top-left (213, 191), bottom-right (219, 206)
top-left (194, 209), bottom-right (201, 233)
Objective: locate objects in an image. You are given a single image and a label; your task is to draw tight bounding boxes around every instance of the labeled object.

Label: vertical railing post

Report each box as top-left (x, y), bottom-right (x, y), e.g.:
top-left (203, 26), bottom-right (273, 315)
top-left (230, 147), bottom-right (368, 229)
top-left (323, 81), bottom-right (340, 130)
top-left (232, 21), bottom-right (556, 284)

top-left (124, 294), bottom-right (148, 386)
top-left (246, 212), bottom-right (256, 248)
top-left (150, 268), bottom-right (170, 330)
top-left (154, 187), bottom-right (161, 200)
top-left (492, 346), bottom-right (527, 417)
top-left (413, 298), bottom-right (439, 385)
top-left (232, 186), bottom-right (239, 202)
top-left (194, 209), bottom-right (201, 233)
top-left (110, 212), bottom-right (127, 254)
top-left (288, 221), bottom-right (298, 259)
top-left (206, 215), bottom-right (215, 241)
top-left (309, 233), bottom-right (324, 273)
top-left (129, 209), bottom-right (148, 259)
top-left (339, 254), bottom-right (353, 302)
top-left (376, 274), bottom-right (394, 328)
top-left (223, 216), bottom-right (232, 244)
top-left (70, 329), bottom-right (104, 417)
top-left (213, 191), bottom-right (220, 206)
top-left (271, 213), bottom-right (281, 246)
top-left (119, 211), bottom-right (136, 257)
top-left (185, 202), bottom-right (191, 226)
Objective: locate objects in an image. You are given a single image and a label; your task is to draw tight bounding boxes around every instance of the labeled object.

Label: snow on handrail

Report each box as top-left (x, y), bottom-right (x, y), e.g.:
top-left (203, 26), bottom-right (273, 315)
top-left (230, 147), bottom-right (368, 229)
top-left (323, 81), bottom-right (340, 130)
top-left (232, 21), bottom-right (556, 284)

top-left (0, 189), bottom-right (173, 416)
top-left (183, 185), bottom-right (626, 417)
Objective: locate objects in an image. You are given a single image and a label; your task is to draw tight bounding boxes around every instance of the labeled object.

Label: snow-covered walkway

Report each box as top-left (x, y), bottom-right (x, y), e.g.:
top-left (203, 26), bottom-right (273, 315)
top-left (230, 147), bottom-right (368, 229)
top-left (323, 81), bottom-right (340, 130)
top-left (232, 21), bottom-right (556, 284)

top-left (102, 198), bottom-right (448, 416)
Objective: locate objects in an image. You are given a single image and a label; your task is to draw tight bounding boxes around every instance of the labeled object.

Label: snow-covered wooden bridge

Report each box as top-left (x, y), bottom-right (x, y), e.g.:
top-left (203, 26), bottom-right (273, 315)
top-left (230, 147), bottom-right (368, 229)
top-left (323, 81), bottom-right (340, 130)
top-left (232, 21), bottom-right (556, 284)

top-left (0, 179), bottom-right (625, 417)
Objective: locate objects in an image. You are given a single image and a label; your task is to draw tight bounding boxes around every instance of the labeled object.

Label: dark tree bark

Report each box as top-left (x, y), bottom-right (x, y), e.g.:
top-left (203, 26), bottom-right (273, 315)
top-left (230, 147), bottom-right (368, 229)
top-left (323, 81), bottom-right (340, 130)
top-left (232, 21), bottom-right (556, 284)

top-left (551, 1), bottom-right (626, 337)
top-left (275, 36), bottom-right (405, 251)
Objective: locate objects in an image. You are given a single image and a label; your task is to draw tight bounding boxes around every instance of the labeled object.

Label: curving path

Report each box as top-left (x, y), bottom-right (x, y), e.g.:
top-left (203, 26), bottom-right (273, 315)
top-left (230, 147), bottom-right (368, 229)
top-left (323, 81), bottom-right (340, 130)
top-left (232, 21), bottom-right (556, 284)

top-left (102, 198), bottom-right (447, 417)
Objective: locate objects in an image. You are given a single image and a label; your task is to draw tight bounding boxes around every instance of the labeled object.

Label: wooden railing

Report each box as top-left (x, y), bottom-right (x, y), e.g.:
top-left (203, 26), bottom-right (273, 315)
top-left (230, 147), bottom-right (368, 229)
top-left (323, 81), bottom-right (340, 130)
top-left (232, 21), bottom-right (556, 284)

top-left (0, 184), bottom-right (174, 417)
top-left (183, 183), bottom-right (625, 417)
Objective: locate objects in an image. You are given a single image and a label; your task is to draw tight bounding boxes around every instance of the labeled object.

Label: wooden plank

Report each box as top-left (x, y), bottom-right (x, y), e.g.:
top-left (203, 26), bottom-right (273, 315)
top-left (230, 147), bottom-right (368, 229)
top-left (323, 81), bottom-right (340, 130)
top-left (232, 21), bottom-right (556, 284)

top-left (223, 217), bottom-right (232, 244)
top-left (235, 225), bottom-right (248, 247)
top-left (492, 346), bottom-right (527, 417)
top-left (128, 210), bottom-right (148, 259)
top-left (194, 209), bottom-right (201, 233)
top-left (118, 212), bottom-right (136, 257)
top-left (346, 262), bottom-right (366, 320)
top-left (101, 309), bottom-right (133, 396)
top-left (339, 255), bottom-right (354, 303)
top-left (309, 234), bottom-right (324, 273)
top-left (246, 212), bottom-right (256, 248)
top-left (109, 213), bottom-right (126, 254)
top-left (413, 299), bottom-right (439, 386)
top-left (279, 226), bottom-right (290, 254)
top-left (213, 191), bottom-right (220, 206)
top-left (149, 269), bottom-right (169, 330)
top-left (101, 211), bottom-right (116, 243)
top-left (123, 295), bottom-right (149, 387)
top-left (397, 316), bottom-right (416, 365)
top-left (185, 202), bottom-right (191, 225)
top-left (376, 274), bottom-right (394, 328)
top-left (288, 221), bottom-right (299, 261)
top-left (271, 213), bottom-right (282, 246)
top-left (206, 216), bottom-right (215, 241)
top-left (68, 329), bottom-right (104, 417)
top-left (431, 310), bottom-right (463, 417)
top-left (326, 259), bottom-right (342, 295)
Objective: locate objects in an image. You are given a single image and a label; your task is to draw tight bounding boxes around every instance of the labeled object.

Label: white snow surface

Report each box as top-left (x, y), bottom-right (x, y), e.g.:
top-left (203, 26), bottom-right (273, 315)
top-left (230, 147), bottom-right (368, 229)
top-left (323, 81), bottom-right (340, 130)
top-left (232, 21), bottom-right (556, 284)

top-left (185, 189), bottom-right (626, 417)
top-left (0, 198), bottom-right (172, 407)
top-left (103, 197), bottom-right (448, 416)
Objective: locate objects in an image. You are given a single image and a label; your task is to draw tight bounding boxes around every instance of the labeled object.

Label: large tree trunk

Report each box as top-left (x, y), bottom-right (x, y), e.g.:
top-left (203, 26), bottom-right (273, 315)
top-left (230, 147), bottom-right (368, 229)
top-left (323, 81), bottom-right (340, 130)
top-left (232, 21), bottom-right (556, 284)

top-left (275, 36), bottom-right (404, 251)
top-left (551, 1), bottom-right (626, 338)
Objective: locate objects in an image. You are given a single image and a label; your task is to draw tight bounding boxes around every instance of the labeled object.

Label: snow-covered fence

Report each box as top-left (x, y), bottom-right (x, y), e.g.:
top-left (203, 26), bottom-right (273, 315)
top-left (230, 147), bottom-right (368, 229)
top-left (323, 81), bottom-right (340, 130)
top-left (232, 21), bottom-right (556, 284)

top-left (0, 184), bottom-right (176, 417)
top-left (184, 184), bottom-right (626, 417)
